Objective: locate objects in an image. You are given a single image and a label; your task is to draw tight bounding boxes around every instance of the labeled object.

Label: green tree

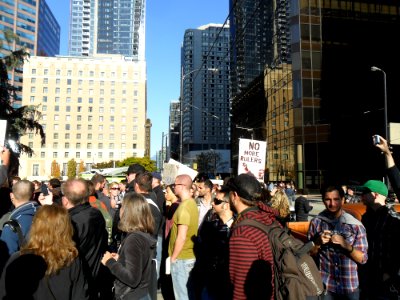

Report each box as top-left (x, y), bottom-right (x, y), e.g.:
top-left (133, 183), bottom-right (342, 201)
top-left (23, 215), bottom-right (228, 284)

top-left (195, 150), bottom-right (223, 177)
top-left (67, 159), bottom-right (77, 179)
top-left (51, 160), bottom-right (61, 178)
top-left (119, 157), bottom-right (156, 172)
top-left (0, 29), bottom-right (45, 176)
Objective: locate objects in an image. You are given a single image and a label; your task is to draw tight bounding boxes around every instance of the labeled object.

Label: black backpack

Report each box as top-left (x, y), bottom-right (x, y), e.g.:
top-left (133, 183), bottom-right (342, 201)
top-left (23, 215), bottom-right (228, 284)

top-left (3, 219), bottom-right (25, 248)
top-left (235, 219), bottom-right (324, 300)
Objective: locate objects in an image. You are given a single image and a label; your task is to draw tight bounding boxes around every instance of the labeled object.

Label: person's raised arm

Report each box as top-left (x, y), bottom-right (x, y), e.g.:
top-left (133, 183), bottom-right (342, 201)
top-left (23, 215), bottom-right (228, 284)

top-left (374, 135), bottom-right (394, 168)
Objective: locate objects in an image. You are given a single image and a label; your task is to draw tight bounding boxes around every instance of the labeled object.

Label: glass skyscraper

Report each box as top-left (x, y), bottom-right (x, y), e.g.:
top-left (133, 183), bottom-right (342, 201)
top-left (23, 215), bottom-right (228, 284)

top-left (69, 0), bottom-right (146, 60)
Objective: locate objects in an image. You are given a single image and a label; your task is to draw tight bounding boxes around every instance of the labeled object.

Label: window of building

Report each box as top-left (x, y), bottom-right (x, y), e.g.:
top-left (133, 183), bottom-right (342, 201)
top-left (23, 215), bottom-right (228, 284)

top-left (56, 69), bottom-right (61, 75)
top-left (56, 78), bottom-right (60, 84)
top-left (28, 142), bottom-right (33, 148)
top-left (98, 143), bottom-right (103, 149)
top-left (87, 152), bottom-right (91, 158)
top-left (31, 78), bottom-right (36, 84)
top-left (77, 115), bottom-right (82, 121)
top-left (43, 96), bottom-right (47, 102)
top-left (109, 143), bottom-right (114, 149)
top-left (40, 152), bottom-right (45, 158)
top-left (30, 96), bottom-right (35, 103)
top-left (53, 142), bottom-right (58, 148)
top-left (76, 152), bottom-right (80, 158)
top-left (76, 143), bottom-right (81, 149)
top-left (53, 152), bottom-right (57, 158)
top-left (77, 124), bottom-right (81, 130)
top-left (55, 106), bottom-right (59, 112)
top-left (98, 134), bottom-right (103, 140)
top-left (32, 164), bottom-right (39, 176)
top-left (66, 124), bottom-right (70, 130)
top-left (65, 133), bottom-right (70, 139)
top-left (32, 69), bottom-right (36, 75)
top-left (54, 115), bottom-right (59, 121)
top-left (55, 87), bottom-right (59, 94)
top-left (76, 133), bottom-right (81, 139)
top-left (132, 144), bottom-right (137, 149)
top-left (43, 87), bottom-right (48, 93)
top-left (65, 152), bottom-right (69, 158)
top-left (88, 134), bottom-right (92, 139)
top-left (87, 143), bottom-right (92, 149)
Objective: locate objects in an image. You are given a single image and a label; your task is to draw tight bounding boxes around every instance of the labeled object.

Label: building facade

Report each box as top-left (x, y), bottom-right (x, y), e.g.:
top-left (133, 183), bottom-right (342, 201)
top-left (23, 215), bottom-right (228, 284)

top-left (20, 54), bottom-right (147, 180)
top-left (230, 0), bottom-right (291, 178)
top-left (0, 0), bottom-right (60, 106)
top-left (69, 0), bottom-right (146, 60)
top-left (180, 23), bottom-right (231, 174)
top-left (231, 0), bottom-right (400, 189)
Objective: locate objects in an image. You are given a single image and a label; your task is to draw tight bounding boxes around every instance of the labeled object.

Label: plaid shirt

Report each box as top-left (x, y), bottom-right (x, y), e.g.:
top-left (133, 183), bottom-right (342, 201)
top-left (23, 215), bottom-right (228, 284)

top-left (308, 211), bottom-right (368, 294)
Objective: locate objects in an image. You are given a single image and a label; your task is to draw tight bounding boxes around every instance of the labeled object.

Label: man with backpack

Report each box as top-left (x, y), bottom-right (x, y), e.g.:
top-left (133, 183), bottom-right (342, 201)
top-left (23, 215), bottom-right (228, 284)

top-left (0, 180), bottom-right (38, 255)
top-left (308, 185), bottom-right (368, 299)
top-left (228, 174), bottom-right (277, 299)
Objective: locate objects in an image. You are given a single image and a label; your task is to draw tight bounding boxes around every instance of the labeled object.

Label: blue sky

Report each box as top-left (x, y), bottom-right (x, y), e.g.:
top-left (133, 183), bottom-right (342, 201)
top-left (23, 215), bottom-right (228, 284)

top-left (46, 0), bottom-right (229, 160)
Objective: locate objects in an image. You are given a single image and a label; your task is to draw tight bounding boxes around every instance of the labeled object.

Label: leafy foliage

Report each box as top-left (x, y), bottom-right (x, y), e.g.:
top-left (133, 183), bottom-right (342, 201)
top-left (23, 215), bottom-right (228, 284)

top-left (0, 29), bottom-right (45, 175)
top-left (195, 150), bottom-right (223, 177)
top-left (67, 159), bottom-right (77, 179)
top-left (78, 160), bottom-right (85, 173)
top-left (119, 157), bottom-right (156, 172)
top-left (51, 160), bottom-right (61, 178)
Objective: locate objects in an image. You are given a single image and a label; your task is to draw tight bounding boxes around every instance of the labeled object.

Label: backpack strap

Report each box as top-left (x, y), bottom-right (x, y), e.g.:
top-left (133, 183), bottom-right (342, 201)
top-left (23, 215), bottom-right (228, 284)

top-left (235, 218), bottom-right (313, 255)
top-left (3, 219), bottom-right (24, 248)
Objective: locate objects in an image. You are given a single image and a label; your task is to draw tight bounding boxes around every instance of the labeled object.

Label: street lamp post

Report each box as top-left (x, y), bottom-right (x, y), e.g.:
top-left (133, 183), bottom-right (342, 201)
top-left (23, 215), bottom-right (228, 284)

top-left (371, 66), bottom-right (389, 143)
top-left (179, 67), bottom-right (218, 163)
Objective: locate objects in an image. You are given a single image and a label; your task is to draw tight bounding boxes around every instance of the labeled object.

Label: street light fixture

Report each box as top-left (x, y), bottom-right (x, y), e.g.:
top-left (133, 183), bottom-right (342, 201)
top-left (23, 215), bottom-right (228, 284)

top-left (371, 66), bottom-right (389, 143)
top-left (179, 67), bottom-right (218, 163)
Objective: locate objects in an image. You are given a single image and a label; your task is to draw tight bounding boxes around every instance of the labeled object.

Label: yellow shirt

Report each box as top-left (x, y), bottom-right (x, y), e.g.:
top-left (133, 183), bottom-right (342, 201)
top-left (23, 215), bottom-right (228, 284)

top-left (168, 198), bottom-right (199, 259)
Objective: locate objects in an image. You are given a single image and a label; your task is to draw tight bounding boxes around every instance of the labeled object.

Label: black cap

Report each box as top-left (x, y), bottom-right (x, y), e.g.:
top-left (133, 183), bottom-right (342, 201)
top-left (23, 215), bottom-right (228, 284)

top-left (228, 173), bottom-right (262, 202)
top-left (127, 163), bottom-right (145, 175)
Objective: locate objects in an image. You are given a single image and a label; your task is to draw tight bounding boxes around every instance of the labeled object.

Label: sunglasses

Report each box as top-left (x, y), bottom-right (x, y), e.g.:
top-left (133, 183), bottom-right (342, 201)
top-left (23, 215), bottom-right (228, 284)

top-left (213, 198), bottom-right (228, 205)
top-left (110, 187), bottom-right (120, 190)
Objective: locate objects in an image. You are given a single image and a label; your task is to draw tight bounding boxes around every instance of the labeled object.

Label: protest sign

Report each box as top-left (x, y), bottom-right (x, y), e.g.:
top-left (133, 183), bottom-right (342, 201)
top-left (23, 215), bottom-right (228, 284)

top-left (238, 138), bottom-right (267, 181)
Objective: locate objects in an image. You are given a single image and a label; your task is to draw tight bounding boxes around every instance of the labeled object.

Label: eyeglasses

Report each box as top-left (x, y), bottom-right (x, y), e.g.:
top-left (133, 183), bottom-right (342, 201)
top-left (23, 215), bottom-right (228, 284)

top-left (110, 187), bottom-right (120, 190)
top-left (213, 198), bottom-right (228, 205)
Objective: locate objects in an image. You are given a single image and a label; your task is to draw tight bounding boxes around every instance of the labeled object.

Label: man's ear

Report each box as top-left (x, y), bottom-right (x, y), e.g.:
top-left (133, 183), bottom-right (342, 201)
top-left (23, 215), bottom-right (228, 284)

top-left (61, 196), bottom-right (69, 208)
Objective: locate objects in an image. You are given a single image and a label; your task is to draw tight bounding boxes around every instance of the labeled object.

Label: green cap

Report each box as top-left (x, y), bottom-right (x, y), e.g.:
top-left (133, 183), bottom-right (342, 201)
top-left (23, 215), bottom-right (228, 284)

top-left (358, 180), bottom-right (388, 197)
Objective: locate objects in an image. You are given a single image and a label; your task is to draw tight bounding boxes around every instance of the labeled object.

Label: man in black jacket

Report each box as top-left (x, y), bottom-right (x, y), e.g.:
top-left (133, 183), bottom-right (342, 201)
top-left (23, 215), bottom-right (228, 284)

top-left (294, 188), bottom-right (313, 221)
top-left (62, 178), bottom-right (109, 299)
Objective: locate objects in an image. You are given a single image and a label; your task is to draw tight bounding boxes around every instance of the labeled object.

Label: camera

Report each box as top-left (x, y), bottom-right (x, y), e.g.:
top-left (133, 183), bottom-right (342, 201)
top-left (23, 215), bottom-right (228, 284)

top-left (373, 135), bottom-right (381, 145)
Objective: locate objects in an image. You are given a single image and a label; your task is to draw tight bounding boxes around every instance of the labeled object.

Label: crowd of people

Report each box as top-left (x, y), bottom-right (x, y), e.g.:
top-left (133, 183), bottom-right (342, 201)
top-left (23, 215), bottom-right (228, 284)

top-left (0, 134), bottom-right (399, 299)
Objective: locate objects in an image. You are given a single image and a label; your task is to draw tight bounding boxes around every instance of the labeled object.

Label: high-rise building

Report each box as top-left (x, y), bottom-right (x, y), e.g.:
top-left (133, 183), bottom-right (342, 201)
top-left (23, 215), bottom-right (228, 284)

top-left (19, 54), bottom-right (147, 180)
top-left (180, 23), bottom-right (231, 174)
top-left (231, 0), bottom-right (400, 189)
top-left (168, 100), bottom-right (180, 161)
top-left (0, 0), bottom-right (60, 105)
top-left (69, 0), bottom-right (145, 60)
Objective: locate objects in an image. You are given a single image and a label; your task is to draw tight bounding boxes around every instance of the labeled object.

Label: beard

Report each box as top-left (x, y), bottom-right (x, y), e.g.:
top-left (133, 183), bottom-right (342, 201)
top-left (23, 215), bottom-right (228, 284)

top-left (362, 193), bottom-right (380, 209)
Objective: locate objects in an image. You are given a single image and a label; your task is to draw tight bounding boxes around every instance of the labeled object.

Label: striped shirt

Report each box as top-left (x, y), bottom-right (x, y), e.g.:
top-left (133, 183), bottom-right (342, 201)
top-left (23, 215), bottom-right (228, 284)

top-left (308, 210), bottom-right (368, 294)
top-left (229, 203), bottom-right (277, 300)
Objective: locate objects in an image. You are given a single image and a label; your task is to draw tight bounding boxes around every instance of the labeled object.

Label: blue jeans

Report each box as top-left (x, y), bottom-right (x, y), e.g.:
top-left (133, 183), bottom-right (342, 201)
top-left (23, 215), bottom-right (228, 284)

top-left (171, 258), bottom-right (196, 300)
top-left (323, 289), bottom-right (359, 300)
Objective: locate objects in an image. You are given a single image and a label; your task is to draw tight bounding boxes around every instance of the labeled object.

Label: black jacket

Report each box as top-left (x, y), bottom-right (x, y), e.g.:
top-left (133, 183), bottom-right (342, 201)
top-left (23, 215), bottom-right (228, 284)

top-left (0, 252), bottom-right (89, 300)
top-left (294, 196), bottom-right (313, 222)
top-left (69, 203), bottom-right (108, 282)
top-left (106, 231), bottom-right (157, 300)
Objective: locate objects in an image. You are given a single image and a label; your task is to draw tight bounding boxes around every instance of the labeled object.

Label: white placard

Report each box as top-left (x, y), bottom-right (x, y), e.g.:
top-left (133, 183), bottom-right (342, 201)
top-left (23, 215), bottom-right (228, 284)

top-left (238, 138), bottom-right (267, 181)
top-left (0, 120), bottom-right (6, 147)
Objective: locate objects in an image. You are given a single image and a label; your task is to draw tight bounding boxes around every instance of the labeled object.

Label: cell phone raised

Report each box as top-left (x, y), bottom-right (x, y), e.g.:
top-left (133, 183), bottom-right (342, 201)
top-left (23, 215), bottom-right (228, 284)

top-left (40, 184), bottom-right (49, 196)
top-left (373, 135), bottom-right (380, 145)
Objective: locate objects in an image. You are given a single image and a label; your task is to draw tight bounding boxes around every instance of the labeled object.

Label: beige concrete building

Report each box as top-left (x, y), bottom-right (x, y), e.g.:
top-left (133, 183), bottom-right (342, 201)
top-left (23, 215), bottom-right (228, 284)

top-left (19, 54), bottom-right (147, 180)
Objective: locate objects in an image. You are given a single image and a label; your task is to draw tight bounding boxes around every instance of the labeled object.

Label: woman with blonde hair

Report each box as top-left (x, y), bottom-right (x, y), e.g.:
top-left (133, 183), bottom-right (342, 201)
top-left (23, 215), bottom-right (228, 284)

top-left (102, 192), bottom-right (157, 300)
top-left (0, 205), bottom-right (88, 299)
top-left (269, 188), bottom-right (291, 226)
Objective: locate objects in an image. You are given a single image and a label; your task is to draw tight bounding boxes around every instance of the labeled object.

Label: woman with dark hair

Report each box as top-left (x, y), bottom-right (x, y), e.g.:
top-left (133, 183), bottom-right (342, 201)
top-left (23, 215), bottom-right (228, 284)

top-left (0, 205), bottom-right (89, 299)
top-left (102, 192), bottom-right (157, 300)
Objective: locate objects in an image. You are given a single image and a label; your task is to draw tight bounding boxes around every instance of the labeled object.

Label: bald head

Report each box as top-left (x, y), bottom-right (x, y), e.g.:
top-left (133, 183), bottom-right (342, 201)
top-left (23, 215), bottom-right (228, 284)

top-left (174, 174), bottom-right (193, 199)
top-left (61, 179), bottom-right (89, 206)
top-left (12, 180), bottom-right (34, 204)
